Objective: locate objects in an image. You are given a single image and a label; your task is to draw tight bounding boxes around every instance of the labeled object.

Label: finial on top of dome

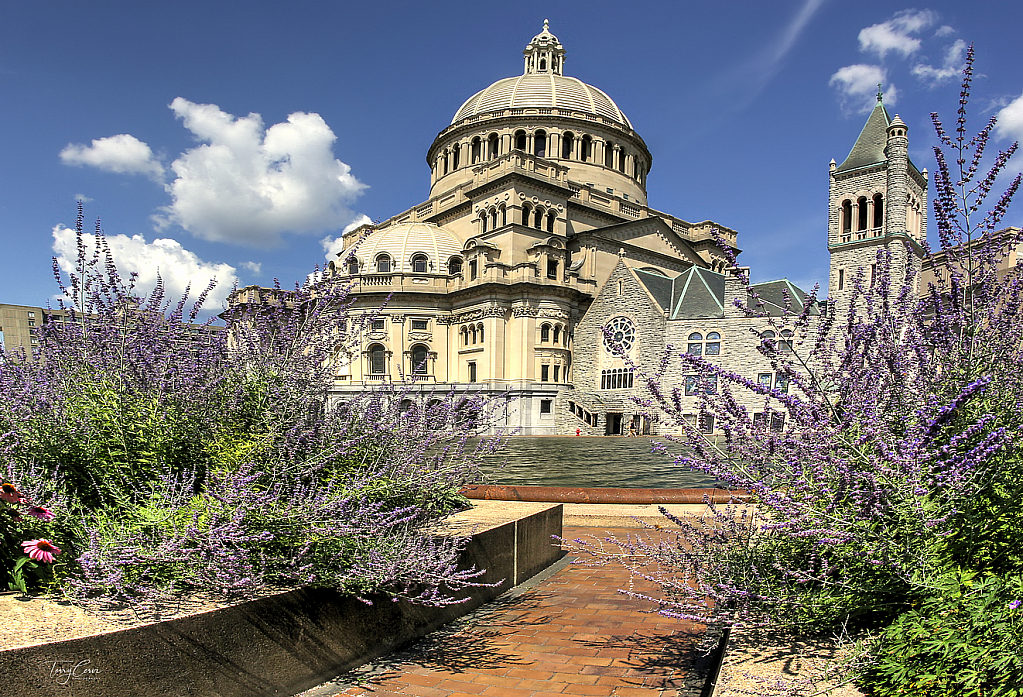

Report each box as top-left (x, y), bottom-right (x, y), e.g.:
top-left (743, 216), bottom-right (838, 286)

top-left (524, 20), bottom-right (565, 75)
top-left (876, 84), bottom-right (883, 103)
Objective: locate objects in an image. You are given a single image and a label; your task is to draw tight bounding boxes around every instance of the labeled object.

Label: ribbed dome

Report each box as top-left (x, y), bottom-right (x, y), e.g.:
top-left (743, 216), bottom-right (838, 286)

top-left (357, 222), bottom-right (462, 272)
top-left (452, 74), bottom-right (632, 128)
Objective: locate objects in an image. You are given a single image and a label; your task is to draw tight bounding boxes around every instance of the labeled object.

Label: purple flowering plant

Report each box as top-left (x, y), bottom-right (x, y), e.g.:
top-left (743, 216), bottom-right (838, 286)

top-left (567, 47), bottom-right (1022, 693)
top-left (0, 205), bottom-right (504, 607)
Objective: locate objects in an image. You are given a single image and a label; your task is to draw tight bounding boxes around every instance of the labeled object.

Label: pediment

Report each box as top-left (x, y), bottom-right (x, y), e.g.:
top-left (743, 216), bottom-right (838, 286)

top-left (583, 219), bottom-right (704, 266)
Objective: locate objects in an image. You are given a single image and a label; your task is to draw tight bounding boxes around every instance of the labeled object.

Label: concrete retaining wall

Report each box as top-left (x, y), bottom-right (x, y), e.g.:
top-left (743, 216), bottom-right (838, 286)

top-left (2, 501), bottom-right (563, 697)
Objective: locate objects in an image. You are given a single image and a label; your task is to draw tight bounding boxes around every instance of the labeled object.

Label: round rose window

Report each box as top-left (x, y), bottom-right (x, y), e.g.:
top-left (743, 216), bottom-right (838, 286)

top-left (603, 316), bottom-right (635, 354)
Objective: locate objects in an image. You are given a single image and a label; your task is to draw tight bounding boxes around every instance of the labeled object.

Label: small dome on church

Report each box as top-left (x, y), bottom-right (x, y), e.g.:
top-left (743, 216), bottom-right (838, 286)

top-left (357, 222), bottom-right (462, 272)
top-left (451, 21), bottom-right (632, 128)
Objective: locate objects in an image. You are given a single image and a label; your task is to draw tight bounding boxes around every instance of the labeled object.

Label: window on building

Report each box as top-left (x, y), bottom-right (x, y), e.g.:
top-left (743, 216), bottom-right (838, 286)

top-left (857, 197), bottom-right (868, 231)
top-left (471, 137), bottom-right (482, 163)
top-left (600, 368), bottom-right (634, 390)
top-left (562, 132), bottom-right (574, 159)
top-left (581, 135), bottom-right (592, 162)
top-left (541, 364), bottom-right (550, 381)
top-left (547, 259), bottom-right (558, 279)
top-left (480, 212), bottom-right (489, 233)
top-left (706, 332), bottom-right (721, 355)
top-left (758, 373), bottom-right (772, 389)
top-left (775, 374), bottom-right (790, 393)
top-left (477, 323), bottom-right (484, 342)
top-left (779, 330), bottom-right (794, 353)
top-left (552, 326), bottom-right (560, 344)
top-left (411, 319), bottom-right (428, 331)
top-left (469, 325), bottom-right (477, 344)
top-left (873, 193), bottom-right (884, 228)
top-left (687, 332), bottom-right (703, 355)
top-left (771, 413), bottom-right (785, 432)
top-left (522, 204), bottom-right (532, 226)
top-left (838, 268), bottom-right (845, 291)
top-left (469, 259), bottom-right (478, 280)
top-left (347, 257), bottom-right (360, 275)
top-left (553, 365), bottom-right (560, 382)
top-left (376, 255), bottom-right (391, 273)
top-left (870, 263), bottom-right (877, 287)
top-left (699, 413), bottom-right (715, 434)
top-left (468, 361), bottom-right (477, 382)
top-left (411, 254), bottom-right (429, 274)
top-left (540, 324), bottom-right (550, 342)
top-left (371, 318), bottom-right (385, 331)
top-left (604, 141), bottom-right (614, 168)
top-left (515, 130), bottom-right (527, 151)
top-left (534, 130), bottom-right (547, 158)
top-left (460, 327), bottom-right (468, 345)
top-left (27, 312), bottom-right (35, 318)
top-left (488, 132), bottom-right (499, 160)
top-left (761, 330), bottom-right (776, 351)
top-left (534, 208), bottom-right (543, 229)
top-left (540, 399), bottom-right (552, 414)
top-left (368, 344), bottom-right (386, 374)
top-left (411, 344), bottom-right (429, 375)
top-left (841, 200), bottom-right (852, 233)
top-left (448, 257), bottom-right (462, 275)
top-left (452, 146), bottom-right (459, 170)
top-left (546, 212), bottom-right (556, 233)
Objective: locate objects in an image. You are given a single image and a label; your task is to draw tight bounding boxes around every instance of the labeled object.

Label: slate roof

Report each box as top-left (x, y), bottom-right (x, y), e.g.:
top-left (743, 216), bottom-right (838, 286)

top-left (631, 265), bottom-right (819, 319)
top-left (835, 98), bottom-right (924, 178)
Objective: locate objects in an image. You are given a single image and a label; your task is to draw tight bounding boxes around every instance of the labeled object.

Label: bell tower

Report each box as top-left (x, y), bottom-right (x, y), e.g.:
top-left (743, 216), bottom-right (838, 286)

top-left (523, 19), bottom-right (565, 75)
top-left (827, 89), bottom-right (928, 313)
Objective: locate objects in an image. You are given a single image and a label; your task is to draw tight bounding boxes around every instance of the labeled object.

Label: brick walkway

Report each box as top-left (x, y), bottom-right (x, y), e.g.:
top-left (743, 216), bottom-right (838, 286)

top-left (303, 527), bottom-right (714, 697)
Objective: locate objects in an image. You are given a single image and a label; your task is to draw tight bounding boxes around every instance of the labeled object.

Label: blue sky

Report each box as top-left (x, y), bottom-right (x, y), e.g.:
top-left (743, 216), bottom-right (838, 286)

top-left (2, 1), bottom-right (1021, 314)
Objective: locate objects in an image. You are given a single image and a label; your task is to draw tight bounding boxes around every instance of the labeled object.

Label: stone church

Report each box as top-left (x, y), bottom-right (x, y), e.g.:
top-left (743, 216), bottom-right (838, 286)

top-left (318, 22), bottom-right (926, 435)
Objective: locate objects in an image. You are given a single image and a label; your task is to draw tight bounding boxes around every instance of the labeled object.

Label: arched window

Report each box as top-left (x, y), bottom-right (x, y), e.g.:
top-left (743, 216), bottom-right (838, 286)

top-left (411, 253), bottom-right (429, 274)
top-left (480, 212), bottom-right (488, 233)
top-left (604, 141), bottom-right (614, 168)
top-left (448, 256), bottom-right (463, 275)
top-left (540, 324), bottom-right (551, 342)
top-left (477, 323), bottom-right (484, 343)
top-left (562, 132), bottom-right (574, 159)
top-left (515, 130), bottom-right (526, 151)
top-left (534, 130), bottom-right (547, 158)
top-left (410, 344), bottom-right (429, 375)
top-left (471, 137), bottom-right (482, 164)
top-left (857, 197), bottom-right (868, 231)
top-left (581, 135), bottom-right (592, 162)
top-left (522, 204), bottom-right (532, 225)
top-left (490, 207), bottom-right (498, 229)
top-left (546, 211), bottom-right (556, 233)
top-left (687, 332), bottom-right (703, 355)
top-left (451, 145), bottom-right (459, 170)
top-left (368, 343), bottom-right (386, 374)
top-left (841, 200), bottom-right (853, 233)
top-left (706, 332), bottom-right (721, 355)
top-left (376, 254), bottom-right (391, 273)
top-left (533, 207), bottom-right (543, 229)
top-left (346, 256), bottom-right (359, 275)
top-left (469, 325), bottom-right (477, 344)
top-left (460, 327), bottom-right (467, 345)
top-left (442, 149), bottom-right (449, 175)
top-left (761, 330), bottom-right (776, 351)
top-left (779, 330), bottom-right (794, 353)
top-left (488, 133), bottom-right (499, 160)
top-left (500, 204), bottom-right (507, 227)
top-left (873, 193), bottom-right (884, 229)
top-left (617, 148), bottom-right (626, 173)
top-left (552, 325), bottom-right (561, 344)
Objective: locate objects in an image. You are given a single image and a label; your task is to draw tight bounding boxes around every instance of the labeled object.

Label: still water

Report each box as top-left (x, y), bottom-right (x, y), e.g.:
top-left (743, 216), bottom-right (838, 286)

top-left (477, 436), bottom-right (718, 489)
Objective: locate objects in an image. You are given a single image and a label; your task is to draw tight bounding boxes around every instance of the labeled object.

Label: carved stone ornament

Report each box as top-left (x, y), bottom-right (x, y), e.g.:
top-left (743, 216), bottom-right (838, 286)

top-left (435, 315), bottom-right (457, 325)
top-left (391, 315), bottom-right (406, 323)
top-left (456, 309), bottom-right (485, 322)
top-left (537, 309), bottom-right (569, 319)
top-left (512, 306), bottom-right (540, 318)
top-left (408, 332), bottom-right (432, 341)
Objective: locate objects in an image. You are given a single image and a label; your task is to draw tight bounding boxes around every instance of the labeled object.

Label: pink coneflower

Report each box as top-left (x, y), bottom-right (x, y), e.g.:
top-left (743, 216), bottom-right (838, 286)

top-left (21, 539), bottom-right (61, 563)
top-left (1, 483), bottom-right (23, 504)
top-left (26, 506), bottom-right (54, 522)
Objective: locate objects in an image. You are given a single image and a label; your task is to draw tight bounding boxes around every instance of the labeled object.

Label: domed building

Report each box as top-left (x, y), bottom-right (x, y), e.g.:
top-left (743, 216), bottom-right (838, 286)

top-left (310, 23), bottom-right (922, 436)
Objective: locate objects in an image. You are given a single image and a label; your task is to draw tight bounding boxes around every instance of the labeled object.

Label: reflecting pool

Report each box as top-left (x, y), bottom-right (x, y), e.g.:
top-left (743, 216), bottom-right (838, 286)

top-left (477, 436), bottom-right (717, 488)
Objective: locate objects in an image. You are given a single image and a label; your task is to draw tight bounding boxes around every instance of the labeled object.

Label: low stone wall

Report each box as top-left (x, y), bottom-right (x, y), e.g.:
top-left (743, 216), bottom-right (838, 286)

top-left (2, 501), bottom-right (563, 697)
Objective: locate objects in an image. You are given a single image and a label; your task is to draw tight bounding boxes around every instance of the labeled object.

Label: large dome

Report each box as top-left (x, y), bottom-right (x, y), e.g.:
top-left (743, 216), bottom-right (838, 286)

top-left (356, 222), bottom-right (462, 272)
top-left (451, 20), bottom-right (631, 129)
top-left (452, 75), bottom-right (631, 128)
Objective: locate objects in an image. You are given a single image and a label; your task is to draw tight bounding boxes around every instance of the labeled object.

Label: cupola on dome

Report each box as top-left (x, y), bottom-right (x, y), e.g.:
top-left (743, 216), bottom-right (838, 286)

top-left (451, 20), bottom-right (632, 128)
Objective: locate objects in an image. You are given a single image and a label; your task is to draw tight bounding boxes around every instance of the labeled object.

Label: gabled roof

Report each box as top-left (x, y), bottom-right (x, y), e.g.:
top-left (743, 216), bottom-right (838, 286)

top-left (748, 279), bottom-right (819, 316)
top-left (835, 100), bottom-right (891, 173)
top-left (670, 267), bottom-right (725, 319)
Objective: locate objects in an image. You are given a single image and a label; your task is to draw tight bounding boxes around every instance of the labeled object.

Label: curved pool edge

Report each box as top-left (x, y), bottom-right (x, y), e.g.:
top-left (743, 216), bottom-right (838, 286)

top-left (461, 484), bottom-right (749, 505)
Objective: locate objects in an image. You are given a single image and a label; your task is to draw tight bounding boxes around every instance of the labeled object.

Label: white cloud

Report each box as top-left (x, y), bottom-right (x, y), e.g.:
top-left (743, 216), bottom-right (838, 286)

top-left (60, 134), bottom-right (165, 181)
top-left (911, 39), bottom-right (966, 85)
top-left (995, 92), bottom-right (1023, 142)
top-left (154, 98), bottom-right (367, 247)
top-left (74, 193), bottom-right (93, 202)
top-left (829, 64), bottom-right (894, 112)
top-left (935, 25), bottom-right (955, 37)
top-left (240, 261), bottom-right (262, 275)
top-left (320, 214), bottom-right (372, 260)
top-left (51, 225), bottom-right (238, 309)
top-left (858, 9), bottom-right (937, 59)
